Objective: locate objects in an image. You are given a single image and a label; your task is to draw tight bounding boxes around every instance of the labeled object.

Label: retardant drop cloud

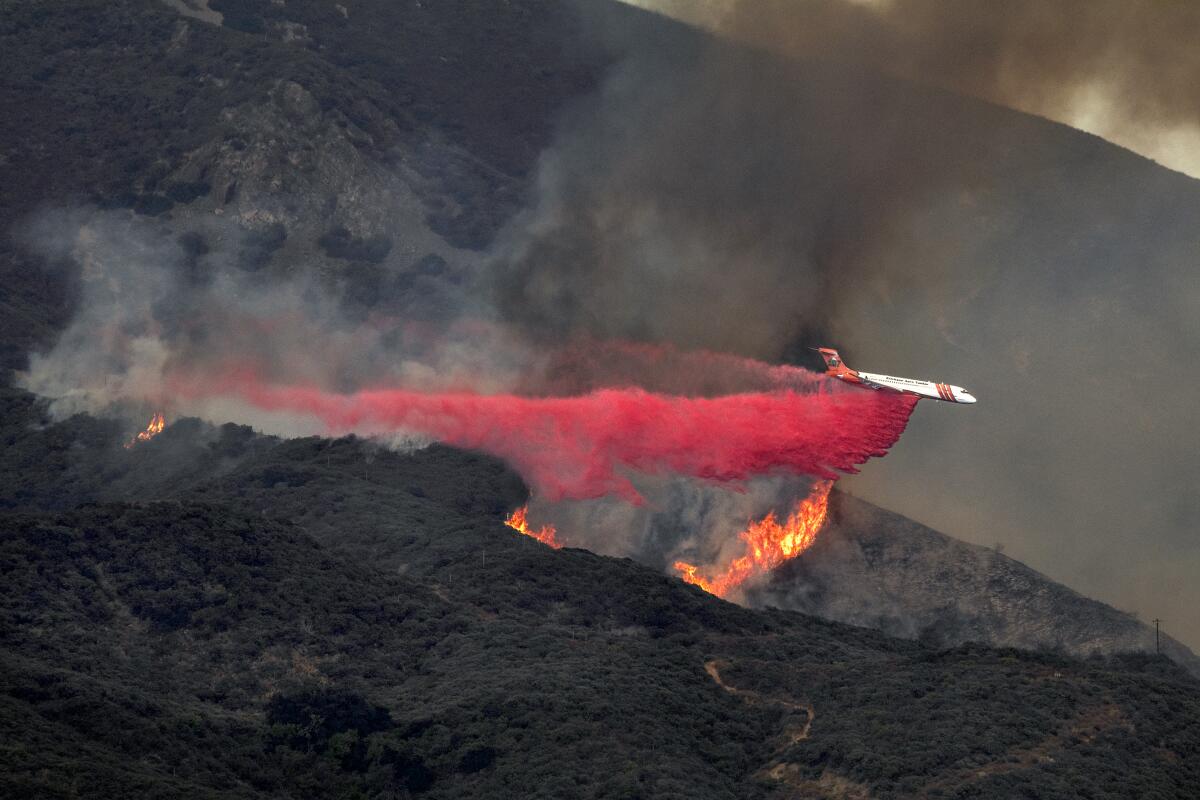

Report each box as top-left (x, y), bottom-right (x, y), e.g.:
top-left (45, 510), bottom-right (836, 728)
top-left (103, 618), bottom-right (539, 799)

top-left (169, 365), bottom-right (918, 502)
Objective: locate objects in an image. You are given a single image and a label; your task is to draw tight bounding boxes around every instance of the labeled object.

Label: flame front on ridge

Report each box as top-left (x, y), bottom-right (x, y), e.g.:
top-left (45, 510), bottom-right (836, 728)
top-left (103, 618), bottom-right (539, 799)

top-left (505, 504), bottom-right (562, 549)
top-left (124, 412), bottom-right (166, 449)
top-left (674, 480), bottom-right (832, 598)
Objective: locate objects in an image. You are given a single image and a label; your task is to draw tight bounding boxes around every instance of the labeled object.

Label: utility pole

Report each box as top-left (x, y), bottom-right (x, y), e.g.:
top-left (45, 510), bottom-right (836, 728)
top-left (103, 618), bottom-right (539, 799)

top-left (1153, 618), bottom-right (1161, 655)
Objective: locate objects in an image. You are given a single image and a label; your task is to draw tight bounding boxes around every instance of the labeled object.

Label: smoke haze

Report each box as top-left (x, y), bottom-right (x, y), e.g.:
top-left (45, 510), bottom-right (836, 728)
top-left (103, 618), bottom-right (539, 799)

top-left (16, 204), bottom-right (914, 511)
top-left (628, 0), bottom-right (1200, 178)
top-left (497, 3), bottom-right (1200, 647)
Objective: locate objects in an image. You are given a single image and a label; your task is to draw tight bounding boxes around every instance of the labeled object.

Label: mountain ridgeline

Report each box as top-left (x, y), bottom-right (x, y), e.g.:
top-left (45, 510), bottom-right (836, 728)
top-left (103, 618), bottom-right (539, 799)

top-left (749, 493), bottom-right (1200, 675)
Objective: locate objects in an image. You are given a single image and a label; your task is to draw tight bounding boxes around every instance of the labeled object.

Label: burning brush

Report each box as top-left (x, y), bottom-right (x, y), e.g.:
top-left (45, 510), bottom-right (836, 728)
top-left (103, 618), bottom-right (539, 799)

top-left (124, 412), bottom-right (166, 449)
top-left (674, 480), bottom-right (832, 598)
top-left (505, 505), bottom-right (562, 549)
top-left (163, 341), bottom-right (916, 597)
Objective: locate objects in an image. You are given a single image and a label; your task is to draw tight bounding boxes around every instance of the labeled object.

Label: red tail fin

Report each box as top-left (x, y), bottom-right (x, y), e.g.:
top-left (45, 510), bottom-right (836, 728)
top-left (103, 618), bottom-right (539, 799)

top-left (813, 347), bottom-right (851, 376)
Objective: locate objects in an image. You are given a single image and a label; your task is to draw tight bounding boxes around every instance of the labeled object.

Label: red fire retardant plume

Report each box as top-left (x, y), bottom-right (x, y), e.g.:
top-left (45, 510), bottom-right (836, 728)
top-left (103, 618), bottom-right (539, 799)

top-left (179, 369), bottom-right (918, 502)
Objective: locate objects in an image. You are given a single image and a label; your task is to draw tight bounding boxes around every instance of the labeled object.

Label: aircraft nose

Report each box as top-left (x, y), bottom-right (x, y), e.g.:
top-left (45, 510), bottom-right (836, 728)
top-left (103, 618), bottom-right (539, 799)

top-left (958, 390), bottom-right (977, 404)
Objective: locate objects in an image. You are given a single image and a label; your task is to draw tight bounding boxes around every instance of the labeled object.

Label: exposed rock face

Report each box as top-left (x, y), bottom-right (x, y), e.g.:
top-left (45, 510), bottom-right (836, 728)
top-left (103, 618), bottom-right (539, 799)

top-left (749, 491), bottom-right (1200, 675)
top-left (160, 75), bottom-right (466, 279)
top-left (0, 0), bottom-right (612, 368)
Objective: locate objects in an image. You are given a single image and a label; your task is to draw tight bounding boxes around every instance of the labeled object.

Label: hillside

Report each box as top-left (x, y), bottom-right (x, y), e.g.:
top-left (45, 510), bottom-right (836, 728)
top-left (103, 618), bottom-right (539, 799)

top-left (748, 492), bottom-right (1200, 674)
top-left (4, 3), bottom-right (1200, 795)
top-left (5, 386), bottom-right (1196, 679)
top-left (0, 0), bottom-right (625, 369)
top-left (1, 0), bottom-right (1196, 661)
top-left (5, 2), bottom-right (1199, 651)
top-left (3, 426), bottom-right (1199, 797)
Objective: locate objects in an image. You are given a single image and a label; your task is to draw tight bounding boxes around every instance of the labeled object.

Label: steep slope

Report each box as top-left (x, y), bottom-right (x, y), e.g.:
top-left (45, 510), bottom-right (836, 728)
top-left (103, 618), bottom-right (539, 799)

top-left (5, 0), bottom-right (1200, 756)
top-left (5, 1), bottom-right (1200, 648)
top-left (748, 491), bottom-right (1200, 674)
top-left (3, 385), bottom-right (1199, 682)
top-left (5, 498), bottom-right (1200, 798)
top-left (0, 0), bottom-right (626, 369)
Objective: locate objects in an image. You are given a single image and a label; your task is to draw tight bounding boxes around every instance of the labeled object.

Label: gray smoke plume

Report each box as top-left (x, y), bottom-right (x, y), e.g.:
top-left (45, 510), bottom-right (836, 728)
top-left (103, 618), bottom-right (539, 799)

top-left (15, 203), bottom-right (837, 601)
top-left (492, 4), bottom-right (1200, 648)
top-left (15, 206), bottom-right (532, 433)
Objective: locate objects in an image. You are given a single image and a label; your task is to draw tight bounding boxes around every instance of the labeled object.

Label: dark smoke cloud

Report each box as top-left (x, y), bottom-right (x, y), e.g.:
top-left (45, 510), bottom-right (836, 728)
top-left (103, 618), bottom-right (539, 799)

top-left (488, 8), bottom-right (1002, 359)
top-left (489, 21), bottom-right (823, 356)
top-left (492, 3), bottom-right (1200, 648)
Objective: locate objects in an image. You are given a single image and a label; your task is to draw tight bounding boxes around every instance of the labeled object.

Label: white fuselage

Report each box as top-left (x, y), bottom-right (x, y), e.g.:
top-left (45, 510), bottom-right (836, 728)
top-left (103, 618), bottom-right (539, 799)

top-left (856, 371), bottom-right (976, 404)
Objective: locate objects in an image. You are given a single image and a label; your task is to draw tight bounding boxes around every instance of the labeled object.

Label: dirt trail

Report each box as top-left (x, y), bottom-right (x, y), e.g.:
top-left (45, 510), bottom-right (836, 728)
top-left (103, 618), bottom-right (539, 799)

top-left (916, 701), bottom-right (1135, 798)
top-left (707, 659), bottom-right (1145, 799)
top-left (161, 0), bottom-right (223, 25)
top-left (704, 659), bottom-right (815, 740)
top-left (705, 659), bottom-right (877, 797)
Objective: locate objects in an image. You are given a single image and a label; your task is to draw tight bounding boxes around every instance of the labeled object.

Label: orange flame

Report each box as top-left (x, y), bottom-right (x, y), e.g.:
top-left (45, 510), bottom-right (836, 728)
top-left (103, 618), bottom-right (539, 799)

top-left (124, 412), bottom-right (166, 449)
top-left (504, 504), bottom-right (562, 549)
top-left (674, 480), bottom-right (832, 597)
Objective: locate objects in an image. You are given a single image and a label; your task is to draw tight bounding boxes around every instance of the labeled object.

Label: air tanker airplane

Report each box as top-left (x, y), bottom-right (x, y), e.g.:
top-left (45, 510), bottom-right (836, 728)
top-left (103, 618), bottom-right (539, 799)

top-left (813, 348), bottom-right (977, 404)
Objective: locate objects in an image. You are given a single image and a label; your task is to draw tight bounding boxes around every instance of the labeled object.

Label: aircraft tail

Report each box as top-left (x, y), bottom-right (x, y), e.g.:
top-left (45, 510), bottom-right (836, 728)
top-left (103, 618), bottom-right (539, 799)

top-left (812, 347), bottom-right (852, 377)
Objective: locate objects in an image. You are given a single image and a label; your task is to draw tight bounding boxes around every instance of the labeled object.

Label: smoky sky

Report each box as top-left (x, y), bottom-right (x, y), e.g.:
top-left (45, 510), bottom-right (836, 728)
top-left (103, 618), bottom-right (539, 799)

top-left (722, 0), bottom-right (1200, 121)
top-left (639, 0), bottom-right (1200, 177)
top-left (493, 2), bottom-right (1200, 648)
